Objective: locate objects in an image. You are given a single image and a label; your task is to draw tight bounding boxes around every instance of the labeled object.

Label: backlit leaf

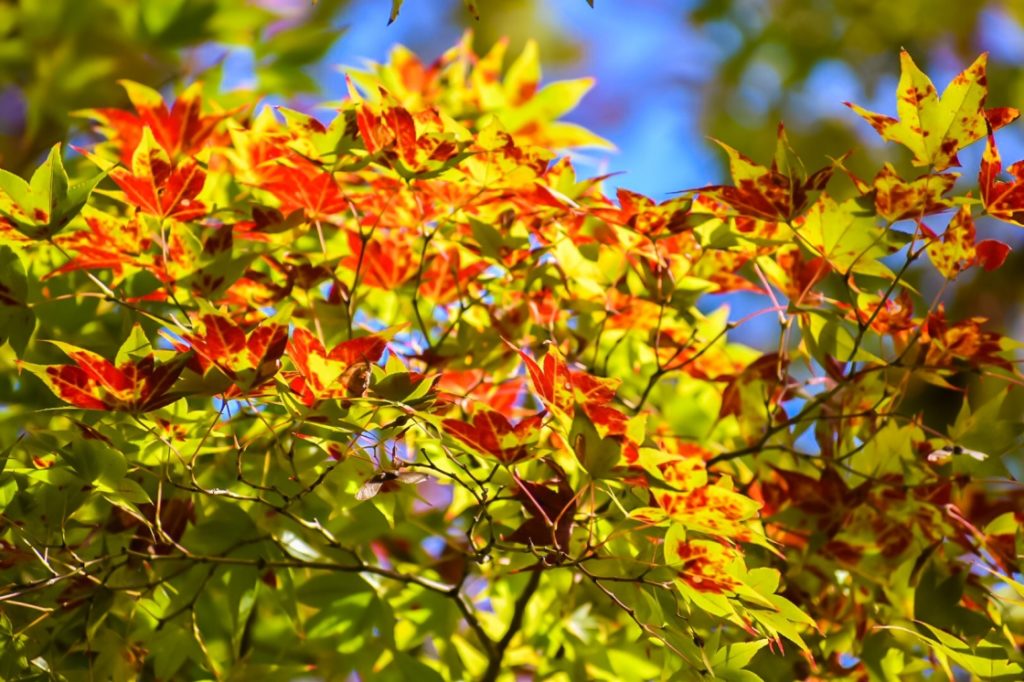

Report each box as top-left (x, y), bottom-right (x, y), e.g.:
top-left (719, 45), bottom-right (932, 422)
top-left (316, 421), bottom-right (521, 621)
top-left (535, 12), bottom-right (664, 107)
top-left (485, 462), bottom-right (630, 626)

top-left (846, 51), bottom-right (1019, 171)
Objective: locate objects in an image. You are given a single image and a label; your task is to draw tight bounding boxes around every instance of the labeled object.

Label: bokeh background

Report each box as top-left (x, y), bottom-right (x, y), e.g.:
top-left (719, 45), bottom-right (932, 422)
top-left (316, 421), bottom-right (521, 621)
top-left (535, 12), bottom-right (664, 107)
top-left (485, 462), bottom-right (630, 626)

top-left (3, 0), bottom-right (1024, 340)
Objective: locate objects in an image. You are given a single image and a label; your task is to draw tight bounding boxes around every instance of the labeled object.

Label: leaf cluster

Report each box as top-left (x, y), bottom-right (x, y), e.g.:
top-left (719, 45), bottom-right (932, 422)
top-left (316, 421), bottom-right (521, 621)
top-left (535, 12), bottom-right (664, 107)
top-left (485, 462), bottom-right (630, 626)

top-left (0, 37), bottom-right (1023, 681)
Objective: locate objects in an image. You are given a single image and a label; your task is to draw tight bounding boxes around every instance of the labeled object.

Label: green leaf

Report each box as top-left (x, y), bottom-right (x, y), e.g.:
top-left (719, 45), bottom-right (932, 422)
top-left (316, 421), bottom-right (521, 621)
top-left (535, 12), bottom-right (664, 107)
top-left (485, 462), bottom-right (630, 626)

top-left (0, 436), bottom-right (20, 477)
top-left (0, 169), bottom-right (35, 220)
top-left (0, 144), bottom-right (104, 239)
top-left (56, 168), bottom-right (107, 230)
top-left (60, 439), bottom-right (127, 488)
top-left (296, 573), bottom-right (373, 606)
top-left (884, 624), bottom-right (1024, 680)
top-left (0, 246), bottom-right (27, 302)
top-left (570, 407), bottom-right (621, 479)
top-left (395, 652), bottom-right (444, 682)
top-left (0, 478), bottom-right (17, 512)
top-left (709, 639), bottom-right (769, 674)
top-left (792, 194), bottom-right (897, 278)
top-left (30, 144), bottom-right (70, 220)
top-left (0, 246), bottom-right (34, 356)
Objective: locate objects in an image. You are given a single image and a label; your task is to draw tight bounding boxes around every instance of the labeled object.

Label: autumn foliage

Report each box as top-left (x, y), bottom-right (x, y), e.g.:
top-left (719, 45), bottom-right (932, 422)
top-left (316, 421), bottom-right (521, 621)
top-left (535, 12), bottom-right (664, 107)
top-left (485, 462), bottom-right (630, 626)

top-left (1, 36), bottom-right (1024, 680)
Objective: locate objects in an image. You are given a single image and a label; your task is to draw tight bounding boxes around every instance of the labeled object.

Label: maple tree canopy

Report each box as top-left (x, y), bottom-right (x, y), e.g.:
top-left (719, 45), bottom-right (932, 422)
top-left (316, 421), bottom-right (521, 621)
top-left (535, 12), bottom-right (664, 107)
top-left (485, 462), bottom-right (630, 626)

top-left (1, 33), bottom-right (1024, 681)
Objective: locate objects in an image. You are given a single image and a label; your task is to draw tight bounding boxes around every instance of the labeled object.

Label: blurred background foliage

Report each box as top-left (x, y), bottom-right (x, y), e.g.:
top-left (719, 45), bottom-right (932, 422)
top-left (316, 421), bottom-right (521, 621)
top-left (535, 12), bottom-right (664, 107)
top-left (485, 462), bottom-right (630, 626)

top-left (0, 0), bottom-right (348, 175)
top-left (2, 0), bottom-right (1023, 331)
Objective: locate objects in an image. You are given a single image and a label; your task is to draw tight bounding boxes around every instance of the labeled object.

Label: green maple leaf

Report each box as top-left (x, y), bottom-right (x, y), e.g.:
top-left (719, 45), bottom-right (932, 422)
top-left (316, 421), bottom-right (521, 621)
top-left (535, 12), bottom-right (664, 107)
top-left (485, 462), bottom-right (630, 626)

top-left (0, 144), bottom-right (106, 240)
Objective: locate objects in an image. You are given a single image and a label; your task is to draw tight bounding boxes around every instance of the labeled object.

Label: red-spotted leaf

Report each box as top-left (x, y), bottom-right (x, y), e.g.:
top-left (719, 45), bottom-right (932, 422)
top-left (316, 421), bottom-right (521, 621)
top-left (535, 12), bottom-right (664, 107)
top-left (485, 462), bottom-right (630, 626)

top-left (25, 342), bottom-right (190, 412)
top-left (590, 189), bottom-right (697, 236)
top-left (846, 51), bottom-right (1019, 171)
top-left (979, 129), bottom-right (1024, 226)
top-left (924, 206), bottom-right (1011, 278)
top-left (698, 124), bottom-right (836, 221)
top-left (871, 163), bottom-right (957, 222)
top-left (176, 314), bottom-right (287, 391)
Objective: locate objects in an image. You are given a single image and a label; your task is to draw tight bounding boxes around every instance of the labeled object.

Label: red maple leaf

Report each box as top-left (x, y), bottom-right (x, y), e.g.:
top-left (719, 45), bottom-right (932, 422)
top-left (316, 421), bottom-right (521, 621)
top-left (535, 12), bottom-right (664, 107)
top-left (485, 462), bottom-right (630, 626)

top-left (85, 81), bottom-right (229, 165)
top-left (503, 471), bottom-right (577, 550)
top-left (259, 160), bottom-right (351, 222)
top-left (177, 315), bottom-right (288, 391)
top-left (343, 229), bottom-right (418, 290)
top-left (29, 344), bottom-right (190, 412)
top-left (285, 328), bottom-right (387, 406)
top-left (979, 129), bottom-right (1024, 226)
top-left (110, 133), bottom-right (206, 222)
top-left (518, 345), bottom-right (628, 437)
top-left (443, 410), bottom-right (544, 464)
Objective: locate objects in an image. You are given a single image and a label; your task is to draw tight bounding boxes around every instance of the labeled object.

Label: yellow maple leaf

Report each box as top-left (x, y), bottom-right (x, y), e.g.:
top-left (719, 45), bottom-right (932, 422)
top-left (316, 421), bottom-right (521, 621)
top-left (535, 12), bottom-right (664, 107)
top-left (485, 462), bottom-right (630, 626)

top-left (846, 51), bottom-right (1018, 171)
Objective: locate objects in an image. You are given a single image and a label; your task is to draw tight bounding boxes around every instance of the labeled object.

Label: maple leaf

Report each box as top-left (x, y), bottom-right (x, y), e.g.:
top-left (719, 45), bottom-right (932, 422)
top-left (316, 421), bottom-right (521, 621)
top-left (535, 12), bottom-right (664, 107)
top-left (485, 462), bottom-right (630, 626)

top-left (979, 129), bottom-right (1024, 226)
top-left (591, 188), bottom-right (696, 236)
top-left (435, 371), bottom-right (526, 415)
top-left (344, 229), bottom-right (418, 290)
top-left (25, 342), bottom-right (190, 412)
top-left (0, 144), bottom-right (105, 240)
top-left (176, 314), bottom-right (288, 391)
top-left (923, 206), bottom-right (1010, 278)
top-left (110, 129), bottom-right (206, 222)
top-left (840, 289), bottom-right (916, 336)
top-left (442, 410), bottom-right (544, 464)
top-left (285, 328), bottom-right (387, 406)
top-left (83, 80), bottom-right (229, 165)
top-left (672, 540), bottom-right (742, 595)
top-left (657, 480), bottom-right (763, 537)
top-left (793, 193), bottom-right (903, 278)
top-left (417, 248), bottom-right (488, 304)
top-left (845, 51), bottom-right (1019, 171)
top-left (349, 88), bottom-right (465, 178)
top-left (769, 245), bottom-right (831, 302)
top-left (503, 471), bottom-right (577, 550)
top-left (518, 345), bottom-right (631, 439)
top-left (259, 160), bottom-right (350, 222)
top-left (698, 124), bottom-right (837, 221)
top-left (517, 345), bottom-right (580, 416)
top-left (920, 307), bottom-right (1011, 370)
top-left (718, 353), bottom-right (788, 420)
top-left (870, 163), bottom-right (957, 222)
top-left (0, 246), bottom-right (34, 357)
